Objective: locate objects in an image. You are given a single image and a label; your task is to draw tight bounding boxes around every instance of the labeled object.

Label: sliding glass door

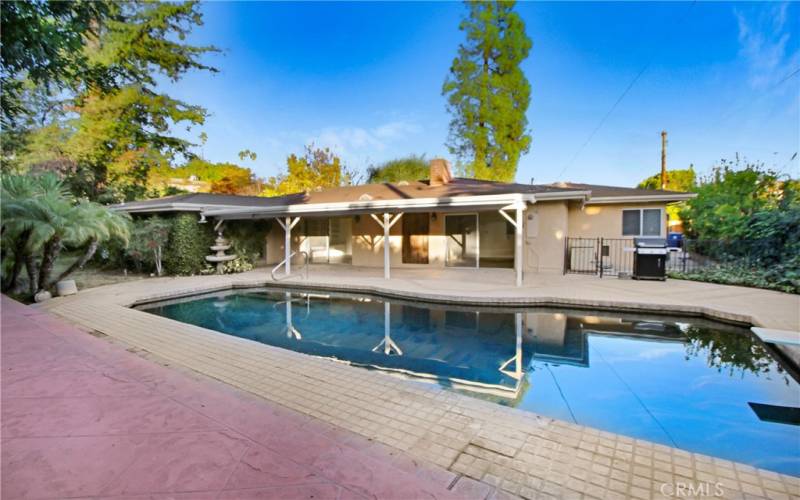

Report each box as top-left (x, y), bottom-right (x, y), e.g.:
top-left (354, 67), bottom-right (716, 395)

top-left (445, 214), bottom-right (478, 267)
top-left (302, 217), bottom-right (352, 264)
top-left (328, 217), bottom-right (352, 264)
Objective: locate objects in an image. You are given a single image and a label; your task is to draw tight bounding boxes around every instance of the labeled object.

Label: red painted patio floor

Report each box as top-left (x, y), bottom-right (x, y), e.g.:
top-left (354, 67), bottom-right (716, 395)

top-left (1, 296), bottom-right (492, 499)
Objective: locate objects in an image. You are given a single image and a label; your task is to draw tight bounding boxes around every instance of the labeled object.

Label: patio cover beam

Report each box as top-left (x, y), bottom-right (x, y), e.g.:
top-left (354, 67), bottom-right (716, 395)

top-left (371, 213), bottom-right (403, 280)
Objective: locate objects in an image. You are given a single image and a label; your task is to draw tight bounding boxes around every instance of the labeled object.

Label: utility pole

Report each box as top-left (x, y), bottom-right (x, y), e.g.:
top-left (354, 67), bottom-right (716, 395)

top-left (660, 131), bottom-right (667, 190)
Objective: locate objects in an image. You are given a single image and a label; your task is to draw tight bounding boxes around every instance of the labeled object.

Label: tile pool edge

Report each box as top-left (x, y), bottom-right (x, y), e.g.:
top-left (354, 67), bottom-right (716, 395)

top-left (128, 279), bottom-right (759, 328)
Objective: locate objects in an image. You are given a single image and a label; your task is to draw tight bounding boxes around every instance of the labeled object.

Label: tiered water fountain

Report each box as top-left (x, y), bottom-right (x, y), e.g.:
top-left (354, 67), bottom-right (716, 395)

top-left (206, 232), bottom-right (236, 274)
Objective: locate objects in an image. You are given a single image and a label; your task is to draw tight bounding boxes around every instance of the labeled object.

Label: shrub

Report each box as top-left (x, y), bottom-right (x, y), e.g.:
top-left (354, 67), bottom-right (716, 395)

top-left (126, 216), bottom-right (171, 275)
top-left (669, 263), bottom-right (800, 295)
top-left (164, 213), bottom-right (213, 275)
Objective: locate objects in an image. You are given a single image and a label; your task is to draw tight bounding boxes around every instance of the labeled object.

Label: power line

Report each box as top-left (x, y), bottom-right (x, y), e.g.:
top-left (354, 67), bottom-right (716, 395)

top-left (555, 1), bottom-right (696, 180)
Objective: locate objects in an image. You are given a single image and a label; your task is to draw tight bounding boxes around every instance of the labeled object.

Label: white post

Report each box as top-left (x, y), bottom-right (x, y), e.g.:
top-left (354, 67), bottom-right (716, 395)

top-left (383, 213), bottom-right (391, 279)
top-left (371, 213), bottom-right (402, 280)
top-left (284, 216), bottom-right (292, 276)
top-left (499, 205), bottom-right (525, 288)
top-left (285, 291), bottom-right (292, 338)
top-left (515, 207), bottom-right (523, 287)
top-left (515, 312), bottom-right (523, 378)
top-left (384, 301), bottom-right (391, 354)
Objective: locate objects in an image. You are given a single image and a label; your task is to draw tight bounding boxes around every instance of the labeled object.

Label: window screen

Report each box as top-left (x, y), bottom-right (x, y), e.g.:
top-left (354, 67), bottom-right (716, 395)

top-left (642, 209), bottom-right (661, 236)
top-left (622, 210), bottom-right (641, 236)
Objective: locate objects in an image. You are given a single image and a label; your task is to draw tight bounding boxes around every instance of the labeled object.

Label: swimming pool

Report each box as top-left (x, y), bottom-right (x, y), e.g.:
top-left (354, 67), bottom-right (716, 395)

top-left (138, 287), bottom-right (800, 475)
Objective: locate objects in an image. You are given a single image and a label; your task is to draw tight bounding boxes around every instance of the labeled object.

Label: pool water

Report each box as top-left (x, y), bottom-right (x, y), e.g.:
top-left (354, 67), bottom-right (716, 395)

top-left (139, 288), bottom-right (800, 475)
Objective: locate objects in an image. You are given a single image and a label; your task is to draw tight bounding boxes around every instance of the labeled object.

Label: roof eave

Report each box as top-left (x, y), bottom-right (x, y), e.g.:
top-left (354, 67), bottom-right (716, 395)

top-left (204, 191), bottom-right (590, 220)
top-left (585, 193), bottom-right (696, 205)
top-left (113, 202), bottom-right (246, 213)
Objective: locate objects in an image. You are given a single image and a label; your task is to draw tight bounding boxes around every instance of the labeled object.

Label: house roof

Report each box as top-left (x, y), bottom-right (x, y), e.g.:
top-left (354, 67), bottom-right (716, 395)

top-left (113, 178), bottom-right (694, 217)
top-left (550, 182), bottom-right (695, 204)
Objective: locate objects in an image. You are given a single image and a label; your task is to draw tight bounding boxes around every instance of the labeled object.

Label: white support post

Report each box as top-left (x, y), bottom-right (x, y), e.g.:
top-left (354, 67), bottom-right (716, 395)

top-left (515, 207), bottom-right (523, 287)
top-left (499, 204), bottom-right (525, 287)
top-left (514, 312), bottom-right (523, 378)
top-left (276, 216), bottom-right (301, 276)
top-left (370, 213), bottom-right (403, 280)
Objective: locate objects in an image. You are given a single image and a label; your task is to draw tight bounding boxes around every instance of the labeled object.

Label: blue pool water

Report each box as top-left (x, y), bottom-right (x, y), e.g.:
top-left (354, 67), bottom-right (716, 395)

top-left (139, 288), bottom-right (800, 475)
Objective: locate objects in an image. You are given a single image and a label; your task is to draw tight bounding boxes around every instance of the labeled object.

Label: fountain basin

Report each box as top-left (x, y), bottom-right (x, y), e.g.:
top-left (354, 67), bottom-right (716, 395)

top-left (206, 255), bottom-right (237, 263)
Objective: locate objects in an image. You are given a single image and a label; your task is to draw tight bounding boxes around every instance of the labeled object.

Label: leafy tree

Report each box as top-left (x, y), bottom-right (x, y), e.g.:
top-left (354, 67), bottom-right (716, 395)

top-left (637, 167), bottom-right (696, 192)
top-left (149, 158), bottom-right (261, 195)
top-left (670, 157), bottom-right (800, 293)
top-left (127, 216), bottom-right (171, 275)
top-left (442, 0), bottom-right (532, 182)
top-left (0, 1), bottom-right (110, 124)
top-left (3, 1), bottom-right (218, 203)
top-left (680, 158), bottom-right (785, 241)
top-left (263, 146), bottom-right (356, 196)
top-left (238, 149), bottom-right (257, 162)
top-left (1, 173), bottom-right (130, 296)
top-left (367, 155), bottom-right (429, 183)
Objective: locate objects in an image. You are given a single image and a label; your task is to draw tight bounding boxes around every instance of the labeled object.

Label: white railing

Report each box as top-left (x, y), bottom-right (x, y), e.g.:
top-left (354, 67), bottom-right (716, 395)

top-left (270, 251), bottom-right (309, 281)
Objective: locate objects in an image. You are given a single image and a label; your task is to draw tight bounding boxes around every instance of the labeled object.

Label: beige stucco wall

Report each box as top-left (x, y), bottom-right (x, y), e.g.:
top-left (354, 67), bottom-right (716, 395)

top-left (350, 213), bottom-right (448, 268)
top-left (523, 201), bottom-right (568, 274)
top-left (568, 202), bottom-right (668, 238)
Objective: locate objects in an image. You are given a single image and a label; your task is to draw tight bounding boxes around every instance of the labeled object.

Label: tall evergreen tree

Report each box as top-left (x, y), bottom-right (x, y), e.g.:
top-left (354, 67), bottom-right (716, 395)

top-left (443, 1), bottom-right (532, 182)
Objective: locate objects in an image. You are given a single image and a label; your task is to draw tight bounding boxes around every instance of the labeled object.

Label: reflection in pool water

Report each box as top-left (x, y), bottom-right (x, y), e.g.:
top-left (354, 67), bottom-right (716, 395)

top-left (138, 288), bottom-right (800, 476)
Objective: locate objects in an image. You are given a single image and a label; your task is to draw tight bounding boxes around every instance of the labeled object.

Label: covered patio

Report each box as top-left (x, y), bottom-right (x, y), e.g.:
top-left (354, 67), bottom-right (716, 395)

top-left (206, 194), bottom-right (544, 287)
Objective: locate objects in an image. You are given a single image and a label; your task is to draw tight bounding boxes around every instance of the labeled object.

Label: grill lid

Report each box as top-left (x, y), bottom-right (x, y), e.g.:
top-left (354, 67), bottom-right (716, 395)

top-left (634, 237), bottom-right (667, 248)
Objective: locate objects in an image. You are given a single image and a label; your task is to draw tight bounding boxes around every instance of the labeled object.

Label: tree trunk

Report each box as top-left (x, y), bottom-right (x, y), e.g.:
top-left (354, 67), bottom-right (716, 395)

top-left (37, 236), bottom-right (62, 293)
top-left (2, 228), bottom-right (32, 292)
top-left (25, 252), bottom-right (38, 297)
top-left (54, 238), bottom-right (98, 284)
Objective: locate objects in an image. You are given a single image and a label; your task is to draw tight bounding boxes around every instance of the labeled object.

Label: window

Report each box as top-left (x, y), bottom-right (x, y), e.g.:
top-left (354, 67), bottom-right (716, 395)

top-left (622, 209), bottom-right (662, 237)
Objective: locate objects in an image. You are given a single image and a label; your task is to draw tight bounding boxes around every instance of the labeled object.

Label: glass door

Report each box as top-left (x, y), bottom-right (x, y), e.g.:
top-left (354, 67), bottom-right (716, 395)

top-left (328, 217), bottom-right (352, 264)
top-left (304, 218), bottom-right (328, 264)
top-left (445, 214), bottom-right (478, 267)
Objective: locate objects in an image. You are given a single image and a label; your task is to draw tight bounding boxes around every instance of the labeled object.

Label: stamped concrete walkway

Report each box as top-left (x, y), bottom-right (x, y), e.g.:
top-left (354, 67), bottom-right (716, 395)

top-left (1, 296), bottom-right (484, 499)
top-left (31, 270), bottom-right (800, 499)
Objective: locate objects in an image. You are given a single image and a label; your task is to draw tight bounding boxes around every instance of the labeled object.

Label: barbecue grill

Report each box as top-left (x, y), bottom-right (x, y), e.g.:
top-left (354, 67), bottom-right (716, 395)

top-left (633, 238), bottom-right (667, 280)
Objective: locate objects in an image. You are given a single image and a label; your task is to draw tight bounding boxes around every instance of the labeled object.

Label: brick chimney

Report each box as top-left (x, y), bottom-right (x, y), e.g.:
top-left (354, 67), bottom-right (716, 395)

top-left (429, 159), bottom-right (453, 186)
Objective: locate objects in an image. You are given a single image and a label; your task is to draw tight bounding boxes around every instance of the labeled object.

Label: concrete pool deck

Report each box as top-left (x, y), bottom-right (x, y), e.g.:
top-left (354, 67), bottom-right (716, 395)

top-left (1, 296), bottom-right (477, 499)
top-left (28, 270), bottom-right (800, 499)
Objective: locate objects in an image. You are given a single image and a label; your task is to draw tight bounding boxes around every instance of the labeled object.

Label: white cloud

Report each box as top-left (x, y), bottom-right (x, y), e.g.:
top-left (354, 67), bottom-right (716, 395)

top-left (735, 3), bottom-right (800, 89)
top-left (306, 120), bottom-right (423, 166)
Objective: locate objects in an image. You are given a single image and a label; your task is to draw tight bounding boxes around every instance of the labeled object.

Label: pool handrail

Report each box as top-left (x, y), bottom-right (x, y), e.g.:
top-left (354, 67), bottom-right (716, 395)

top-left (270, 250), bottom-right (309, 281)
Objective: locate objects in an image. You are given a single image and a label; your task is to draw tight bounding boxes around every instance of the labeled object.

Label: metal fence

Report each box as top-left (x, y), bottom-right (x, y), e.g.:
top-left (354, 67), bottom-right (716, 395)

top-left (563, 238), bottom-right (634, 277)
top-left (564, 237), bottom-right (774, 277)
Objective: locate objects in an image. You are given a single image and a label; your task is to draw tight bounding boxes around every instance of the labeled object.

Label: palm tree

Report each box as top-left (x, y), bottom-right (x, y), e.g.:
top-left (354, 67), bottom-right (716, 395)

top-left (2, 173), bottom-right (131, 296)
top-left (51, 202), bottom-right (131, 285)
top-left (1, 173), bottom-right (69, 293)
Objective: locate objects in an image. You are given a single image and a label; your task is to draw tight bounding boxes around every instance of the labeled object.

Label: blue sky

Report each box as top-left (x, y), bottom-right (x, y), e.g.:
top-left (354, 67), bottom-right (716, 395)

top-left (163, 1), bottom-right (800, 187)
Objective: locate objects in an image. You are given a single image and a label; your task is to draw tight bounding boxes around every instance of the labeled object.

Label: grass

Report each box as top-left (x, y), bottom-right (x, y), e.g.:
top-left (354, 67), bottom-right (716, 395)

top-left (8, 254), bottom-right (149, 303)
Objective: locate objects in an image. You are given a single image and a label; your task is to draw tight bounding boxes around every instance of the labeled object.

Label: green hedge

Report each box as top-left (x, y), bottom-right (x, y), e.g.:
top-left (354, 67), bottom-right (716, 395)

top-left (164, 213), bottom-right (214, 275)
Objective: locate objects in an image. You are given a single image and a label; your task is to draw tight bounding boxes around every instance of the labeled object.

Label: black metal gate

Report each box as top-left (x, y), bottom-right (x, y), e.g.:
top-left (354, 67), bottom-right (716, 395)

top-left (563, 238), bottom-right (635, 277)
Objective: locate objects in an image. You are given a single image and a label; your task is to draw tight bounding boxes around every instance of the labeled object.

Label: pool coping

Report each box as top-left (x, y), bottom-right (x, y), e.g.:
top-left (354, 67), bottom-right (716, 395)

top-left (126, 277), bottom-right (762, 328)
top-left (37, 274), bottom-right (800, 499)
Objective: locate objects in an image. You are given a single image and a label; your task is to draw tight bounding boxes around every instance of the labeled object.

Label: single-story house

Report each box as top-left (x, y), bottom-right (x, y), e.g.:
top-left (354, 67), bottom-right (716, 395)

top-left (116, 159), bottom-right (694, 285)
